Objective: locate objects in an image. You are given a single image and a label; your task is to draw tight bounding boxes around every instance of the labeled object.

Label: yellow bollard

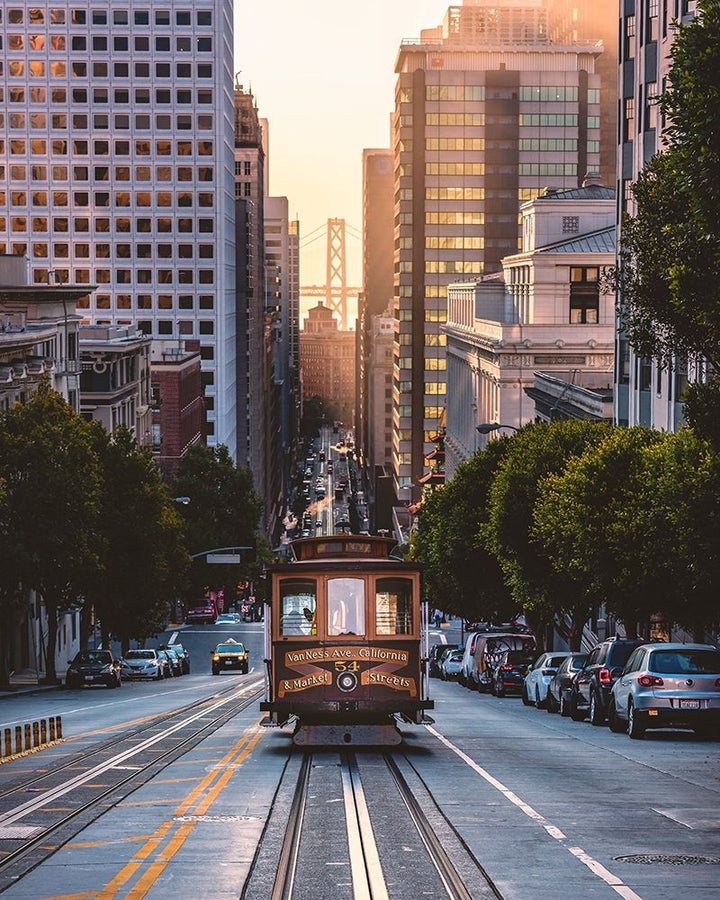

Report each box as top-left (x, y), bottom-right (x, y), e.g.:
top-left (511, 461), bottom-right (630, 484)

top-left (15, 725), bottom-right (22, 754)
top-left (40, 720), bottom-right (47, 745)
top-left (32, 721), bottom-right (40, 748)
top-left (49, 718), bottom-right (56, 742)
top-left (3, 728), bottom-right (10, 758)
top-left (57, 715), bottom-right (63, 739)
top-left (24, 723), bottom-right (31, 751)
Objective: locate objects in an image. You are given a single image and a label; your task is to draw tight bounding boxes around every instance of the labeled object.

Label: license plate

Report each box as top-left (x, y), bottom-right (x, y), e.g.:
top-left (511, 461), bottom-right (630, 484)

top-left (679, 699), bottom-right (700, 709)
top-left (85, 676), bottom-right (94, 681)
top-left (225, 660), bottom-right (234, 665)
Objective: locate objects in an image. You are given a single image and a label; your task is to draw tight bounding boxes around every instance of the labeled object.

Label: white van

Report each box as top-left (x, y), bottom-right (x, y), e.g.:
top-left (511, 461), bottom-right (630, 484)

top-left (470, 631), bottom-right (537, 692)
top-left (458, 632), bottom-right (483, 687)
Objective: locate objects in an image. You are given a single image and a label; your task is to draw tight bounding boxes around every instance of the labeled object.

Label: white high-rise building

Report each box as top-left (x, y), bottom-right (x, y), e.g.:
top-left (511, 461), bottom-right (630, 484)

top-left (0, 1), bottom-right (237, 454)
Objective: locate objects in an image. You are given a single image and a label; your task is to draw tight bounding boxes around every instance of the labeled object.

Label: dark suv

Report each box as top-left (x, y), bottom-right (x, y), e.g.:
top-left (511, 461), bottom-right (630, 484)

top-left (569, 638), bottom-right (646, 725)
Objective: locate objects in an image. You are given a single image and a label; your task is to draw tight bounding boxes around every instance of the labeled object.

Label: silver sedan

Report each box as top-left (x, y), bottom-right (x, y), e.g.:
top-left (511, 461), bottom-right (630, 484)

top-left (608, 643), bottom-right (720, 739)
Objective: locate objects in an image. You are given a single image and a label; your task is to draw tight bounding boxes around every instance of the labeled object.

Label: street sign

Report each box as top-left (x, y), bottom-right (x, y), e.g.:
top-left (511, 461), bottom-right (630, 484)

top-left (206, 553), bottom-right (241, 564)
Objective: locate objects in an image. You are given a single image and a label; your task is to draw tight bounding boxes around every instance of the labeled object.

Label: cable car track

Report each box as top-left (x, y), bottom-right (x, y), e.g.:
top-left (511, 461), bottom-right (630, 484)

top-left (0, 679), bottom-right (258, 803)
top-left (255, 749), bottom-right (500, 900)
top-left (0, 679), bottom-right (265, 890)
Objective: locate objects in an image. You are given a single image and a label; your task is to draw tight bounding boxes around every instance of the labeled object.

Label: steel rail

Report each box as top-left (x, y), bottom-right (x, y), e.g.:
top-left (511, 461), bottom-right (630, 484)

top-left (0, 679), bottom-right (256, 802)
top-left (0, 681), bottom-right (265, 883)
top-left (384, 754), bottom-right (476, 900)
top-left (270, 752), bottom-right (312, 900)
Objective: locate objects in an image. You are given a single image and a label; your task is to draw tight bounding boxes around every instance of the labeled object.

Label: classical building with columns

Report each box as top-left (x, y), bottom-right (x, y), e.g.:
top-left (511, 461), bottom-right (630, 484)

top-left (443, 178), bottom-right (616, 479)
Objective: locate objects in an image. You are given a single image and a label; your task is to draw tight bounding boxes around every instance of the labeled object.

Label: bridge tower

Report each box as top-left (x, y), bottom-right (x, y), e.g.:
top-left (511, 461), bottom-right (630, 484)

top-left (325, 218), bottom-right (348, 330)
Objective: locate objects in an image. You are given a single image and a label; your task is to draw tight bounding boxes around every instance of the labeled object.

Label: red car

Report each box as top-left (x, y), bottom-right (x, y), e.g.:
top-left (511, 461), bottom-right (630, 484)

top-left (185, 602), bottom-right (216, 625)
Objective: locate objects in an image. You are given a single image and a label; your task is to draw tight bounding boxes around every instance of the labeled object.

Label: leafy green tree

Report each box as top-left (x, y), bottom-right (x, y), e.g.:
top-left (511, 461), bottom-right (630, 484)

top-left (532, 427), bottom-right (666, 643)
top-left (87, 427), bottom-right (189, 654)
top-left (0, 477), bottom-right (27, 687)
top-left (412, 438), bottom-right (514, 623)
top-left (0, 383), bottom-right (102, 682)
top-left (171, 444), bottom-right (263, 601)
top-left (484, 421), bottom-right (613, 646)
top-left (641, 429), bottom-right (720, 639)
top-left (615, 2), bottom-right (720, 439)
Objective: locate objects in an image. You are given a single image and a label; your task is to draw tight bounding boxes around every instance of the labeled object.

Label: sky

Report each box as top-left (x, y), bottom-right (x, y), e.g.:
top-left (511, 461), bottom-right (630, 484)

top-left (234, 1), bottom-right (451, 290)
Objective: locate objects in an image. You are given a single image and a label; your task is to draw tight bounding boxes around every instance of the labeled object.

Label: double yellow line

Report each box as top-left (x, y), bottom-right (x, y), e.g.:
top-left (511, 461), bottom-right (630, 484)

top-left (51, 722), bottom-right (264, 900)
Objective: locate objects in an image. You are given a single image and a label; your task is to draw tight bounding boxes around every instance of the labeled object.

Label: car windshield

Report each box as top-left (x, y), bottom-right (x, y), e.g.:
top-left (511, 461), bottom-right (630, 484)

top-left (217, 643), bottom-right (245, 653)
top-left (569, 655), bottom-right (587, 671)
top-left (506, 651), bottom-right (534, 665)
top-left (448, 651), bottom-right (463, 660)
top-left (649, 649), bottom-right (720, 675)
top-left (76, 651), bottom-right (111, 664)
top-left (612, 643), bottom-right (641, 666)
top-left (125, 650), bottom-right (154, 660)
top-left (548, 655), bottom-right (568, 668)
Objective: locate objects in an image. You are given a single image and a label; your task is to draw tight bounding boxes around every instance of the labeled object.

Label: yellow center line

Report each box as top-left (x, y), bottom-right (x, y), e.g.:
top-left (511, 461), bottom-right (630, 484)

top-left (83, 723), bottom-right (264, 900)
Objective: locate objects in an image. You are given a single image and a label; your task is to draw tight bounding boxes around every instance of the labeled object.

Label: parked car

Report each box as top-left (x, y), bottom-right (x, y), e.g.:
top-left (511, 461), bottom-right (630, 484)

top-left (185, 602), bottom-right (217, 625)
top-left (66, 650), bottom-right (122, 689)
top-left (158, 642), bottom-right (190, 675)
top-left (121, 649), bottom-right (165, 681)
top-left (470, 630), bottom-right (537, 692)
top-left (440, 649), bottom-right (464, 681)
top-left (569, 637), bottom-right (647, 724)
top-left (546, 653), bottom-right (587, 714)
top-left (155, 649), bottom-right (173, 679)
top-left (429, 642), bottom-right (458, 678)
top-left (492, 650), bottom-right (536, 697)
top-left (522, 651), bottom-right (573, 707)
top-left (162, 646), bottom-right (184, 676)
top-left (211, 639), bottom-right (249, 675)
top-left (608, 643), bottom-right (720, 739)
top-left (216, 612), bottom-right (241, 625)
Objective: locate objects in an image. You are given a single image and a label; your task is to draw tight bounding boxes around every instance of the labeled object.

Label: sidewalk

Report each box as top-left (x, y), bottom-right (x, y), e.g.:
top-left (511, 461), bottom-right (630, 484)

top-left (0, 669), bottom-right (60, 699)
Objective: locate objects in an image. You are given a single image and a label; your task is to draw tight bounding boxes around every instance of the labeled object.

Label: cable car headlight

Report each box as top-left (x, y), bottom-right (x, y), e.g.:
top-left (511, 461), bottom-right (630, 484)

top-left (337, 671), bottom-right (358, 693)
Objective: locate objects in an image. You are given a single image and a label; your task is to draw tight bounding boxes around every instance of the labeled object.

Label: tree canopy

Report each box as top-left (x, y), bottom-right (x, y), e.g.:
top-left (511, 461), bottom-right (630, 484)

top-left (171, 444), bottom-right (263, 601)
top-left (0, 383), bottom-right (102, 682)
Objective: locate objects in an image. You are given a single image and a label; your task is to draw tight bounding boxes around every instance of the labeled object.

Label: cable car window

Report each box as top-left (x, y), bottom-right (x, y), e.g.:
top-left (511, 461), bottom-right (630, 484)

top-left (375, 578), bottom-right (413, 635)
top-left (328, 578), bottom-right (365, 636)
top-left (279, 578), bottom-right (316, 636)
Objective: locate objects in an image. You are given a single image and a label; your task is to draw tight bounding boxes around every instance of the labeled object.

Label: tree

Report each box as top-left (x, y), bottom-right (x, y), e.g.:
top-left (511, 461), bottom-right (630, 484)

top-left (0, 477), bottom-right (27, 687)
top-left (87, 427), bottom-right (189, 654)
top-left (0, 382), bottom-right (102, 683)
top-left (171, 445), bottom-right (263, 601)
top-left (615, 2), bottom-right (720, 437)
top-left (412, 438), bottom-right (514, 623)
top-left (641, 429), bottom-right (720, 639)
top-left (484, 421), bottom-right (613, 647)
top-left (532, 427), bottom-right (666, 642)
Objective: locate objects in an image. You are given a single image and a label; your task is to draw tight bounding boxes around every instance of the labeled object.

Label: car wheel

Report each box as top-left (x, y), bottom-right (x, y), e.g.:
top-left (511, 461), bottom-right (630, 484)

top-left (627, 701), bottom-right (645, 739)
top-left (521, 684), bottom-right (533, 706)
top-left (570, 691), bottom-right (586, 721)
top-left (559, 692), bottom-right (571, 717)
top-left (546, 691), bottom-right (558, 714)
top-left (212, 668), bottom-right (219, 676)
top-left (608, 697), bottom-right (625, 733)
top-left (589, 690), bottom-right (605, 726)
top-left (156, 670), bottom-right (163, 681)
top-left (535, 686), bottom-right (546, 709)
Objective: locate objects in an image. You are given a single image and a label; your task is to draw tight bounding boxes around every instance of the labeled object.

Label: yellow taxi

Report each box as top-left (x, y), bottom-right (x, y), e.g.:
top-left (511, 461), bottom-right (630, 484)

top-left (211, 638), bottom-right (249, 675)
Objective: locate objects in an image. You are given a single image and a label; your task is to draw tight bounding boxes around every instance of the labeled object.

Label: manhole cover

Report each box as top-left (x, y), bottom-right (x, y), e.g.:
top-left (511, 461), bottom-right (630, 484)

top-left (615, 854), bottom-right (720, 866)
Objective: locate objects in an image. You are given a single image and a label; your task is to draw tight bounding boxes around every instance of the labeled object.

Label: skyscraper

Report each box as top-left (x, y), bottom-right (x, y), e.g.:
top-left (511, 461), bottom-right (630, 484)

top-left (392, 0), bottom-right (610, 497)
top-left (0, 1), bottom-right (237, 454)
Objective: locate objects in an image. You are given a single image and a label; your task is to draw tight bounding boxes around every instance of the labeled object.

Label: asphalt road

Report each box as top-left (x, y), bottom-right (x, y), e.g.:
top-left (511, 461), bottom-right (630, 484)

top-left (0, 620), bottom-right (718, 899)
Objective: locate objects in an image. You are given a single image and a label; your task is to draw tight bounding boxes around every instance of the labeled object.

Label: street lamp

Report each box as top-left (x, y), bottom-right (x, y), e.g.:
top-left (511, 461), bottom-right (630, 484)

top-left (476, 423), bottom-right (519, 435)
